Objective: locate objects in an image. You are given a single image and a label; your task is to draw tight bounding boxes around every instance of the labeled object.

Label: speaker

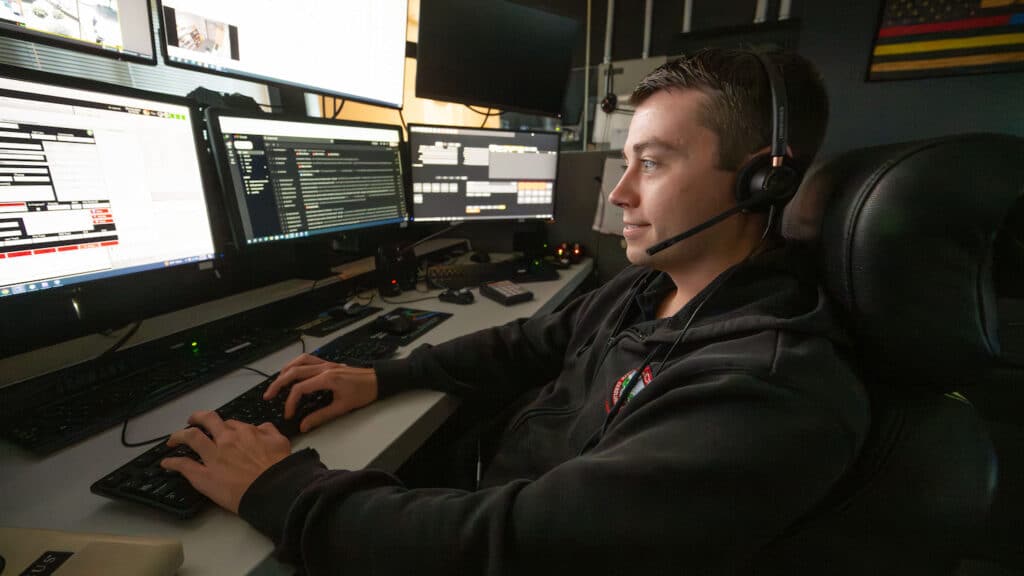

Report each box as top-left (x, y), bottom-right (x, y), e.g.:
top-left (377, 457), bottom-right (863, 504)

top-left (375, 243), bottom-right (416, 296)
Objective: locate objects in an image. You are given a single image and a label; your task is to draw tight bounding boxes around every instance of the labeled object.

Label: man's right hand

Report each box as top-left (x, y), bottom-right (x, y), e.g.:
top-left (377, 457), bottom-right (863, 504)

top-left (263, 354), bottom-right (379, 433)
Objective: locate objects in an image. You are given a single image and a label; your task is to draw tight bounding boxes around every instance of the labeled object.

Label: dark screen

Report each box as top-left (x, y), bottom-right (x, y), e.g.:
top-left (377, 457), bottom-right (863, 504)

top-left (415, 0), bottom-right (578, 117)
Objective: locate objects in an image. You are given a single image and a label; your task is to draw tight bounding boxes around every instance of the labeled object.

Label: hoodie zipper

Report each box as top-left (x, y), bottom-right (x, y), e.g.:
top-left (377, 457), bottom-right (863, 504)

top-left (507, 327), bottom-right (648, 434)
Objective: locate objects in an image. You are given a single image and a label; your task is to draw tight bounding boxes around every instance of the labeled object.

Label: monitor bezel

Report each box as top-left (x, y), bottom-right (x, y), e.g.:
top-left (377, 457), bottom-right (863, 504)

top-left (204, 107), bottom-right (410, 250)
top-left (155, 0), bottom-right (408, 109)
top-left (0, 63), bottom-right (222, 301)
top-left (0, 0), bottom-right (158, 65)
top-left (406, 122), bottom-right (560, 224)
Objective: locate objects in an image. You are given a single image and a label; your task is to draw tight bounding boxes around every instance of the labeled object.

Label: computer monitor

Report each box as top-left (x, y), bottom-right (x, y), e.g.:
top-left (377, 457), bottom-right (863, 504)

top-left (407, 124), bottom-right (559, 223)
top-left (157, 0), bottom-right (407, 108)
top-left (205, 110), bottom-right (408, 247)
top-left (0, 67), bottom-right (216, 300)
top-left (416, 0), bottom-right (578, 116)
top-left (0, 0), bottom-right (156, 64)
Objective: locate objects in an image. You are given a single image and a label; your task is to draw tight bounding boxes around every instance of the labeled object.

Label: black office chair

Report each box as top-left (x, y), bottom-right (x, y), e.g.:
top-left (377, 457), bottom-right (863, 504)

top-left (748, 133), bottom-right (1024, 575)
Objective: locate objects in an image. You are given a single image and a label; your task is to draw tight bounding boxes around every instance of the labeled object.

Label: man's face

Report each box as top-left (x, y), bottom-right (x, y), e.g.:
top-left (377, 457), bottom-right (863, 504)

top-left (608, 88), bottom-right (741, 270)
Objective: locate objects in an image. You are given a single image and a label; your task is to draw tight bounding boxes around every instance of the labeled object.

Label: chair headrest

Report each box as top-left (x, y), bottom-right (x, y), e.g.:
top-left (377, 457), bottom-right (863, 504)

top-left (784, 133), bottom-right (1024, 389)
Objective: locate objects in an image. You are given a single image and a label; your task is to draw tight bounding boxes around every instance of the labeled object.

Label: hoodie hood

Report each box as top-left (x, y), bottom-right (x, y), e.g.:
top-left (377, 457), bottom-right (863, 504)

top-left (633, 243), bottom-right (846, 348)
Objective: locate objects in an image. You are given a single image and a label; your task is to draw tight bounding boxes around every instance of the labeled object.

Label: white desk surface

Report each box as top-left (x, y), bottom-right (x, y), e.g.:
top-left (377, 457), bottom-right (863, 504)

top-left (0, 258), bottom-right (593, 576)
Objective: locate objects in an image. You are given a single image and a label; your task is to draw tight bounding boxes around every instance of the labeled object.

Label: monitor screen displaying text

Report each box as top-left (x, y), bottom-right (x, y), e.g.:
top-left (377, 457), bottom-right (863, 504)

top-left (214, 115), bottom-right (407, 245)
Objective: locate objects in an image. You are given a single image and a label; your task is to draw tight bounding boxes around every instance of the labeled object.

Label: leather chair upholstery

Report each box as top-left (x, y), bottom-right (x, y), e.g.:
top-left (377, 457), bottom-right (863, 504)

top-left (751, 133), bottom-right (1024, 574)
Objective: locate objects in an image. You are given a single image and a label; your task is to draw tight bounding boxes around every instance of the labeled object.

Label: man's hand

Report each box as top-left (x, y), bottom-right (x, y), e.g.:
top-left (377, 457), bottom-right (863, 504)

top-left (161, 410), bottom-right (291, 514)
top-left (263, 354), bottom-right (379, 433)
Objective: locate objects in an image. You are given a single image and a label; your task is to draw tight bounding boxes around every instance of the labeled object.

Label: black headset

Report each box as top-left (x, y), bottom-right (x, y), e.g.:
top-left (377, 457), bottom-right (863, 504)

top-left (733, 51), bottom-right (802, 213)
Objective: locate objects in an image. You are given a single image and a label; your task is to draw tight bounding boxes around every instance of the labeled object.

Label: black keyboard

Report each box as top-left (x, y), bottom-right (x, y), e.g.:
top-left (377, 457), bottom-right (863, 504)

top-left (425, 259), bottom-right (559, 289)
top-left (90, 328), bottom-right (400, 518)
top-left (0, 323), bottom-right (300, 455)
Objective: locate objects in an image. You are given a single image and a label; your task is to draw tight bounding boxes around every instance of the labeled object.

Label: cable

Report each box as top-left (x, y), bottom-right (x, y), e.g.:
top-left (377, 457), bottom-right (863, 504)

top-left (481, 108), bottom-right (491, 128)
top-left (98, 320), bottom-right (142, 358)
top-left (332, 98), bottom-right (346, 119)
top-left (120, 421), bottom-right (169, 448)
top-left (397, 108), bottom-right (408, 132)
top-left (382, 293), bottom-right (440, 305)
top-left (406, 221), bottom-right (464, 252)
top-left (239, 365), bottom-right (272, 379)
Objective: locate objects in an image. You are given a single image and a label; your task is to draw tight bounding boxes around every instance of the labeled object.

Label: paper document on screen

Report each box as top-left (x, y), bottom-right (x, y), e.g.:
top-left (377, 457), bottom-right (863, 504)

top-left (592, 156), bottom-right (626, 235)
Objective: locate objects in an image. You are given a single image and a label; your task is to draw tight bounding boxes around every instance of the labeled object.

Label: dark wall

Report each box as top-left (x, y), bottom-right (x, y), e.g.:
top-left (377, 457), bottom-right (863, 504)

top-left (799, 0), bottom-right (1024, 158)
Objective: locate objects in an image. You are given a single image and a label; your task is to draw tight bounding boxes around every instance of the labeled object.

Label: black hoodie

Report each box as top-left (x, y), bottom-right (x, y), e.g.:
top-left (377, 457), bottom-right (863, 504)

top-left (239, 245), bottom-right (869, 575)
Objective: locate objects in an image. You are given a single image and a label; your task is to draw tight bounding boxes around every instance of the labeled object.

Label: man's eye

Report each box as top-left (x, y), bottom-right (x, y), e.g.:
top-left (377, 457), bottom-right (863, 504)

top-left (641, 159), bottom-right (657, 170)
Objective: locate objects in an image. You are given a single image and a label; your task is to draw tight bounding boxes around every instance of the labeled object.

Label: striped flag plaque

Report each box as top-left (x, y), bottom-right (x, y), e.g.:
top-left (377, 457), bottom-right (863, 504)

top-left (868, 0), bottom-right (1024, 79)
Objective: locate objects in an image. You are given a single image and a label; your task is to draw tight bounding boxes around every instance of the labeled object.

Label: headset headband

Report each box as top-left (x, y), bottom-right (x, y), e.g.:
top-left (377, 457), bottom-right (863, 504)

top-left (751, 52), bottom-right (788, 167)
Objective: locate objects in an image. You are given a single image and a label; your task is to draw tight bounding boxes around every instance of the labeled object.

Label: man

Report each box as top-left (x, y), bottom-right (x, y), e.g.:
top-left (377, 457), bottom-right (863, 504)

top-left (162, 49), bottom-right (868, 574)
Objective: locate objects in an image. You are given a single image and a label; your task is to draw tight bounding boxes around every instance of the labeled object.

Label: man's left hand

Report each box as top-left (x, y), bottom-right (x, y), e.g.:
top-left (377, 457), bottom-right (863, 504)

top-left (160, 410), bottom-right (291, 514)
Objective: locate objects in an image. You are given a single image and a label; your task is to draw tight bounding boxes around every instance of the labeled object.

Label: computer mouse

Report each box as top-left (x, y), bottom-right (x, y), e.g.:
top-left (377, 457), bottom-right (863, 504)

top-left (439, 287), bottom-right (474, 305)
top-left (380, 313), bottom-right (416, 335)
top-left (341, 301), bottom-right (367, 316)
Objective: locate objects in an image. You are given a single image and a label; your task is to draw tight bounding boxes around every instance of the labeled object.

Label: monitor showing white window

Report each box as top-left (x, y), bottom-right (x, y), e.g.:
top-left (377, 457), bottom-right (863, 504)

top-left (158, 0), bottom-right (408, 108)
top-left (0, 71), bottom-right (216, 299)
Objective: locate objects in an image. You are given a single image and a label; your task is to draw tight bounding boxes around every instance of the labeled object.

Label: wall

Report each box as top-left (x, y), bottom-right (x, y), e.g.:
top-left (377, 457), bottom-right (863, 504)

top-left (799, 0), bottom-right (1024, 158)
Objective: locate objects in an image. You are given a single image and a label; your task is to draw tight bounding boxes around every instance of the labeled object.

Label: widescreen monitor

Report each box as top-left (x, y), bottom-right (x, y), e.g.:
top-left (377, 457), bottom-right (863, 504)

top-left (416, 0), bottom-right (577, 116)
top-left (158, 0), bottom-right (407, 108)
top-left (0, 68), bottom-right (216, 300)
top-left (206, 110), bottom-right (408, 247)
top-left (408, 124), bottom-right (559, 223)
top-left (0, 0), bottom-right (156, 64)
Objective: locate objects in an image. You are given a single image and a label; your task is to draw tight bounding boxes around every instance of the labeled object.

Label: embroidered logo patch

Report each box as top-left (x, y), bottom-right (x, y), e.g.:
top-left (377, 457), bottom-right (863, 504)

top-left (605, 365), bottom-right (654, 413)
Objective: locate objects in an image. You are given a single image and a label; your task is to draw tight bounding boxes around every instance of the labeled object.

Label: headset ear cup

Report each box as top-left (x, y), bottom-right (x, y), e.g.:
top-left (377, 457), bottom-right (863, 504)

top-left (735, 154), bottom-right (772, 208)
top-left (735, 154), bottom-right (801, 213)
top-left (763, 163), bottom-right (801, 206)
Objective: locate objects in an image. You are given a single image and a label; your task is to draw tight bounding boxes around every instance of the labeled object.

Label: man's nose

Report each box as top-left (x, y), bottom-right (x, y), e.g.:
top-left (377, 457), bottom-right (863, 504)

top-left (607, 169), bottom-right (633, 208)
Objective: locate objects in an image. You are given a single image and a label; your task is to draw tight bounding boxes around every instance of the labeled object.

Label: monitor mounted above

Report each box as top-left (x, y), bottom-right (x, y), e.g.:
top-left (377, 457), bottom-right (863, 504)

top-left (415, 0), bottom-right (578, 117)
top-left (0, 68), bottom-right (216, 300)
top-left (0, 0), bottom-right (156, 64)
top-left (206, 110), bottom-right (408, 247)
top-left (408, 124), bottom-right (559, 223)
top-left (157, 0), bottom-right (408, 108)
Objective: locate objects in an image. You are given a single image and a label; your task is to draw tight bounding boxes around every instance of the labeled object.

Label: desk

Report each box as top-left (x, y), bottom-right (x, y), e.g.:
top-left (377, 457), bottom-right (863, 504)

top-left (0, 259), bottom-right (593, 575)
top-left (0, 259), bottom-right (598, 573)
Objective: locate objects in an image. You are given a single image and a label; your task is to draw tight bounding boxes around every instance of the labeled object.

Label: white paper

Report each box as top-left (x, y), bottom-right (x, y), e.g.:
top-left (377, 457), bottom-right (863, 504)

top-left (592, 157), bottom-right (626, 236)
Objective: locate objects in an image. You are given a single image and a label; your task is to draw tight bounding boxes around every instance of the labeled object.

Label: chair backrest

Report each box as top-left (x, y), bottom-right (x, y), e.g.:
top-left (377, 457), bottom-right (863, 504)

top-left (750, 133), bottom-right (1024, 574)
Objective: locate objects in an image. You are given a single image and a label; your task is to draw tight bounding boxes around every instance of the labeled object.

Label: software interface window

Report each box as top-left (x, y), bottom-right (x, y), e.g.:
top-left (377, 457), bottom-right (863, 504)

top-left (215, 116), bottom-right (408, 244)
top-left (160, 0), bottom-right (407, 107)
top-left (409, 126), bottom-right (558, 222)
top-left (0, 77), bottom-right (215, 298)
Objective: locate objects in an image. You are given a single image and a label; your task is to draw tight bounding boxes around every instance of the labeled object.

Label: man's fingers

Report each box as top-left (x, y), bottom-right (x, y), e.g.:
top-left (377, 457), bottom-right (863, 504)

top-left (187, 410), bottom-right (227, 437)
top-left (299, 405), bottom-right (344, 433)
top-left (265, 361), bottom-right (331, 400)
top-left (167, 426), bottom-right (216, 462)
top-left (160, 456), bottom-right (205, 481)
top-left (283, 374), bottom-right (333, 419)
